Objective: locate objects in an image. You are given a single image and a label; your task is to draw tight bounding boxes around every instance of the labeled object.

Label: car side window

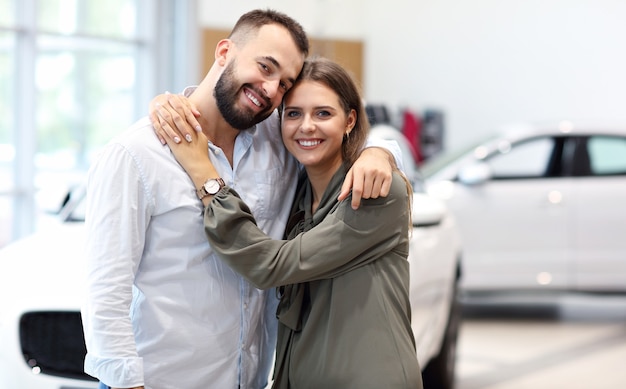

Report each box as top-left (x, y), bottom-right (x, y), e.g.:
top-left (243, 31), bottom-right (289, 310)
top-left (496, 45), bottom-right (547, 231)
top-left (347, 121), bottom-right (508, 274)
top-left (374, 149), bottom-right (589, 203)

top-left (487, 137), bottom-right (554, 179)
top-left (588, 136), bottom-right (626, 175)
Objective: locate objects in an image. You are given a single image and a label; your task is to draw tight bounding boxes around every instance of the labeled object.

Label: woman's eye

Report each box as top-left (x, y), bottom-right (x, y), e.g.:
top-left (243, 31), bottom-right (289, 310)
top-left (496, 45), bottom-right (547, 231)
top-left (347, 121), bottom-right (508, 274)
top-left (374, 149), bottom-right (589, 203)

top-left (285, 111), bottom-right (300, 118)
top-left (317, 110), bottom-right (331, 117)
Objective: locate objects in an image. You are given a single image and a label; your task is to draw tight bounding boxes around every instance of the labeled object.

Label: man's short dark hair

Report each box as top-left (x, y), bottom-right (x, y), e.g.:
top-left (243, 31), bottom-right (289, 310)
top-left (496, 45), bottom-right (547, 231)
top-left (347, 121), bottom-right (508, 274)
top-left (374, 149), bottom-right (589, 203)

top-left (229, 9), bottom-right (309, 57)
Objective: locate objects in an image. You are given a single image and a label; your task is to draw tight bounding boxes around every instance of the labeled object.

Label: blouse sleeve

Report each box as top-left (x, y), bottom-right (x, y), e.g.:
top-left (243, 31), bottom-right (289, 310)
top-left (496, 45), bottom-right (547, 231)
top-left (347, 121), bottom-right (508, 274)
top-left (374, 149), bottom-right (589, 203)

top-left (204, 172), bottom-right (410, 289)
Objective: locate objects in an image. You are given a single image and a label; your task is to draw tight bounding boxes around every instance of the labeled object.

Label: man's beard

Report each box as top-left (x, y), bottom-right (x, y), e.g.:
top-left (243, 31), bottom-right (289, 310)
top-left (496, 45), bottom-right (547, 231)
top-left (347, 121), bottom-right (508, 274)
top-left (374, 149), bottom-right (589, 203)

top-left (214, 61), bottom-right (273, 130)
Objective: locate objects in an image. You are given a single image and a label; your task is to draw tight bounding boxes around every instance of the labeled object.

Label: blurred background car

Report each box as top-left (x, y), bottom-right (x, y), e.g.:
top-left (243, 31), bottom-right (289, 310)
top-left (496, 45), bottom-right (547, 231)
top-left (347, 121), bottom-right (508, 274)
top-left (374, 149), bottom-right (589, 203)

top-left (422, 121), bottom-right (626, 297)
top-left (0, 126), bottom-right (463, 389)
top-left (0, 186), bottom-right (96, 388)
top-left (370, 124), bottom-right (463, 388)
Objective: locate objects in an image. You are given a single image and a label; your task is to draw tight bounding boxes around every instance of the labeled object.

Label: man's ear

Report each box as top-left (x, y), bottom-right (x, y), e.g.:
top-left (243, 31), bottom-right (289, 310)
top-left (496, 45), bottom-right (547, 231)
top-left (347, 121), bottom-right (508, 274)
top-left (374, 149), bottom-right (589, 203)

top-left (215, 39), bottom-right (232, 66)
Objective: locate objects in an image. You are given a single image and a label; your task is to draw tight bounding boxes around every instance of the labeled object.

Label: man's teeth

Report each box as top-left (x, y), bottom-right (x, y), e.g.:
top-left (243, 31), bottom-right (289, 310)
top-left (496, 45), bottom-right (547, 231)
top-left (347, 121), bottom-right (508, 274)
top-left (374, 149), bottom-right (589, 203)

top-left (298, 140), bottom-right (321, 147)
top-left (246, 91), bottom-right (261, 107)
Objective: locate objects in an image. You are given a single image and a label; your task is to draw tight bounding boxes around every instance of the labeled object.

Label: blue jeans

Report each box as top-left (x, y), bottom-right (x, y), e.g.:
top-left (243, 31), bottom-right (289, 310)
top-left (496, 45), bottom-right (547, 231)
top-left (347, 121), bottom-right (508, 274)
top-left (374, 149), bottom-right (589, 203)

top-left (98, 383), bottom-right (111, 389)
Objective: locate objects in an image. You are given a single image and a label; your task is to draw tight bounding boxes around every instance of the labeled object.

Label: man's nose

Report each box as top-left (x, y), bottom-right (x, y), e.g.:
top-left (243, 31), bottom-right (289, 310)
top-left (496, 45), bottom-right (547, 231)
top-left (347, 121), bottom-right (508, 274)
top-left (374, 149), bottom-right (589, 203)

top-left (262, 79), bottom-right (281, 100)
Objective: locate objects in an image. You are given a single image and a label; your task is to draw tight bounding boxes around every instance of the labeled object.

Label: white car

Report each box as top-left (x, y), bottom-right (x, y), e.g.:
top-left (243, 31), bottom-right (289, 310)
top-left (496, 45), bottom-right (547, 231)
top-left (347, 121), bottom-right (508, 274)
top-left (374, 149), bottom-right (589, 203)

top-left (0, 129), bottom-right (462, 388)
top-left (0, 187), bottom-right (97, 388)
top-left (371, 125), bottom-right (462, 388)
top-left (423, 122), bottom-right (626, 295)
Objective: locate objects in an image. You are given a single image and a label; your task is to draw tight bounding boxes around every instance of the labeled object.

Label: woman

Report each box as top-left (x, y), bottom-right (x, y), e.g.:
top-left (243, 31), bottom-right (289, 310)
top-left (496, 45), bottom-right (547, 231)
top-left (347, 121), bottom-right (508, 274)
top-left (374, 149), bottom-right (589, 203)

top-left (163, 58), bottom-right (422, 389)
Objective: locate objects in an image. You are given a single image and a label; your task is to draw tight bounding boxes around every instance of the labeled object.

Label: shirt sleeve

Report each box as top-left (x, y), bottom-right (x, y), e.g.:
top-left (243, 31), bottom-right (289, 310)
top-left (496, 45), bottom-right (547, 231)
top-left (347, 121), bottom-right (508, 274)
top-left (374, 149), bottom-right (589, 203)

top-left (182, 85), bottom-right (197, 97)
top-left (81, 142), bottom-right (150, 388)
top-left (364, 136), bottom-right (406, 173)
top-left (204, 172), bottom-right (410, 289)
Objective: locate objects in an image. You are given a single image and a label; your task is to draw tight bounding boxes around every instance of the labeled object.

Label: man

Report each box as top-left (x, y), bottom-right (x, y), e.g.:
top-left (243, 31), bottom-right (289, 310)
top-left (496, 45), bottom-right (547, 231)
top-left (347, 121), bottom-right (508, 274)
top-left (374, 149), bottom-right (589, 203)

top-left (82, 9), bottom-right (398, 389)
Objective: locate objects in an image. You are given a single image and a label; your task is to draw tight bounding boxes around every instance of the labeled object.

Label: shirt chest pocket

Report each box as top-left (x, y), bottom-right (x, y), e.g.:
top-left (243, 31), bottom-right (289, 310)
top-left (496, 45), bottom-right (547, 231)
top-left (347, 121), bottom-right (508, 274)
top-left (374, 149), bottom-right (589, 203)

top-left (246, 167), bottom-right (291, 220)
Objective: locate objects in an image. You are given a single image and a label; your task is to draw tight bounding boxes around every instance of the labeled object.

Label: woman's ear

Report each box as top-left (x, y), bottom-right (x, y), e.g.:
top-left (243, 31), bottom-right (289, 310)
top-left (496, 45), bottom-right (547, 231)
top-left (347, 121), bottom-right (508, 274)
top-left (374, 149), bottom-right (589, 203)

top-left (215, 39), bottom-right (232, 66)
top-left (346, 109), bottom-right (357, 132)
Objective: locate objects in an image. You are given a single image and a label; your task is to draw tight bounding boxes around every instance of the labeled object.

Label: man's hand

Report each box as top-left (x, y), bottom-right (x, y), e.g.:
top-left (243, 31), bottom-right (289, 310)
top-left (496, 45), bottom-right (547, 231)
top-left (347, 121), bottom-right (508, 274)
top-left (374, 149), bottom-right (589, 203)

top-left (149, 92), bottom-right (201, 145)
top-left (338, 147), bottom-right (396, 209)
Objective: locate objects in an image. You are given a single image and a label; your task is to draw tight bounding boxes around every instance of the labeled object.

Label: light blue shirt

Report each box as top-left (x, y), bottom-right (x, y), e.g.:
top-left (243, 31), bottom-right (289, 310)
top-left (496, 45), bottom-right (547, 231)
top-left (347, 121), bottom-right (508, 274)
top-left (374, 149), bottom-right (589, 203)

top-left (82, 113), bottom-right (296, 389)
top-left (82, 111), bottom-right (403, 389)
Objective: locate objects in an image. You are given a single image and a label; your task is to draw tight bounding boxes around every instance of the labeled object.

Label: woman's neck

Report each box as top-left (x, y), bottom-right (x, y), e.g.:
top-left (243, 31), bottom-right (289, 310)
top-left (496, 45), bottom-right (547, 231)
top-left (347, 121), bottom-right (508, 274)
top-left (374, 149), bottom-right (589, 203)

top-left (305, 163), bottom-right (342, 213)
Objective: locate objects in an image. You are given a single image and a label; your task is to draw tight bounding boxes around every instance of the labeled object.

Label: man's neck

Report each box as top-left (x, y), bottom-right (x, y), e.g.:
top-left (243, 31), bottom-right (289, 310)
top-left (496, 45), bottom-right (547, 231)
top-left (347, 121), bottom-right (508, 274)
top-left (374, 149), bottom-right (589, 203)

top-left (200, 115), bottom-right (239, 167)
top-left (190, 85), bottom-right (240, 165)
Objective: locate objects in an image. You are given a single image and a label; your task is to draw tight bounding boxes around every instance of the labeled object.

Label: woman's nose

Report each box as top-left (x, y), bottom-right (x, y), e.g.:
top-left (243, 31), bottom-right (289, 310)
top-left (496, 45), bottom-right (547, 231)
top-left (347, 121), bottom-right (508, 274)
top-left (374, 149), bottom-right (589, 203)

top-left (299, 114), bottom-right (315, 132)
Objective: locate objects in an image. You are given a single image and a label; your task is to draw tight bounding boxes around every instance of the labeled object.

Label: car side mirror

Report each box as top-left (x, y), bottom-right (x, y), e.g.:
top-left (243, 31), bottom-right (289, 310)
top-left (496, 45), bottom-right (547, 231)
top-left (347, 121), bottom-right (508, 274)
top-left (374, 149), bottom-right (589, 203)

top-left (457, 162), bottom-right (491, 185)
top-left (412, 193), bottom-right (446, 227)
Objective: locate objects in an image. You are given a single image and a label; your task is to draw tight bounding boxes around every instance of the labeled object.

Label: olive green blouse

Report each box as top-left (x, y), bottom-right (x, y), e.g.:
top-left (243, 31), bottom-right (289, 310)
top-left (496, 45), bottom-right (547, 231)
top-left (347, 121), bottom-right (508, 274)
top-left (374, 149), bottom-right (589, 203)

top-left (204, 165), bottom-right (423, 389)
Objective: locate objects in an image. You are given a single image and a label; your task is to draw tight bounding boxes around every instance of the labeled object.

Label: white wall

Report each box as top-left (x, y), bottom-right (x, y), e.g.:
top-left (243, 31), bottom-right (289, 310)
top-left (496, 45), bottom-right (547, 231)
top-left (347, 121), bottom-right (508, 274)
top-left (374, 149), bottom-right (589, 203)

top-left (196, 0), bottom-right (626, 150)
top-left (197, 0), bottom-right (366, 38)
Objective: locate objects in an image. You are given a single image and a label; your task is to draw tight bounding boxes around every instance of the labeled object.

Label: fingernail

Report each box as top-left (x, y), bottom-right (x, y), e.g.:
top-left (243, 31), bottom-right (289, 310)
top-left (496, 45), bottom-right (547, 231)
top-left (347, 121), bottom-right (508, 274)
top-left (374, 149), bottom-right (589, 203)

top-left (185, 134), bottom-right (192, 142)
top-left (174, 136), bottom-right (181, 143)
top-left (195, 125), bottom-right (202, 132)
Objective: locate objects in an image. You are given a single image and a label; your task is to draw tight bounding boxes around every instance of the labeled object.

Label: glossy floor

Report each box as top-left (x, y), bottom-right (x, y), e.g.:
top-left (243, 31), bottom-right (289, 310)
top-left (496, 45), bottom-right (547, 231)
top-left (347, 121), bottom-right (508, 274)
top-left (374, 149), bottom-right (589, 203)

top-left (455, 294), bottom-right (626, 389)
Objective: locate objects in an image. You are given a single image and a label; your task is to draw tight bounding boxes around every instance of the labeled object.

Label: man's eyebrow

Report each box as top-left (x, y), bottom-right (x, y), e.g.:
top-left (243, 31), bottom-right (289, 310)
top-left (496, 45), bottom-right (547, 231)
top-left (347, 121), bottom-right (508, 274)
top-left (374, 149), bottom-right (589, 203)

top-left (261, 56), bottom-right (296, 85)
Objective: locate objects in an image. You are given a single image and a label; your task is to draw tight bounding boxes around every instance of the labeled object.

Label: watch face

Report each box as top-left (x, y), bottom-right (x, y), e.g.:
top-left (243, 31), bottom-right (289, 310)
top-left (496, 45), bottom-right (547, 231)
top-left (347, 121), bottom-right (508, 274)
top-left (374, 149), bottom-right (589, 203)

top-left (204, 179), bottom-right (221, 194)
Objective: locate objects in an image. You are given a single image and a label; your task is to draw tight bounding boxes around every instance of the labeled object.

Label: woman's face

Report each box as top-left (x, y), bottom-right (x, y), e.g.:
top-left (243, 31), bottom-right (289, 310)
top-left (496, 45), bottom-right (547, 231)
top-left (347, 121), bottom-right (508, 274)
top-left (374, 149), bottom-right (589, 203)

top-left (281, 80), bottom-right (355, 173)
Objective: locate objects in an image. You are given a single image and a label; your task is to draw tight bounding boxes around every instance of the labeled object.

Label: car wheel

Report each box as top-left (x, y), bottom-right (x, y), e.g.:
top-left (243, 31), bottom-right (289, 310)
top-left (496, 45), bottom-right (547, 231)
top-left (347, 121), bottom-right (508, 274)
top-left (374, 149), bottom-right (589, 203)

top-left (422, 276), bottom-right (461, 389)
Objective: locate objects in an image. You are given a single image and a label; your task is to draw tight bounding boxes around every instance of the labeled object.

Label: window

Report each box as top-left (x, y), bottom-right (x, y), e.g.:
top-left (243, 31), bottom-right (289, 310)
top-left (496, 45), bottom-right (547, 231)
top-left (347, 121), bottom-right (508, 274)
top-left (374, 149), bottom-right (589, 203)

top-left (588, 136), bottom-right (626, 175)
top-left (0, 0), bottom-right (196, 247)
top-left (487, 137), bottom-right (554, 179)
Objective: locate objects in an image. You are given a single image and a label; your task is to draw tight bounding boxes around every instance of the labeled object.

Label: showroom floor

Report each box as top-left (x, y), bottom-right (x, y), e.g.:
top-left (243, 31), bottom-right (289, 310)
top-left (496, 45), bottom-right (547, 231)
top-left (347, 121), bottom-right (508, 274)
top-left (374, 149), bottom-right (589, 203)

top-left (455, 295), bottom-right (626, 389)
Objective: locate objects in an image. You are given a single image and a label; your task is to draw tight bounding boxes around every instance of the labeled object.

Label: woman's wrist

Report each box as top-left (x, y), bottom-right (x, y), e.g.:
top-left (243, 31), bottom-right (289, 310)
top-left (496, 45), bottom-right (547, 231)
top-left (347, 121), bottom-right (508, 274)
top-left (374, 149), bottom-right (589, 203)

top-left (186, 161), bottom-right (219, 189)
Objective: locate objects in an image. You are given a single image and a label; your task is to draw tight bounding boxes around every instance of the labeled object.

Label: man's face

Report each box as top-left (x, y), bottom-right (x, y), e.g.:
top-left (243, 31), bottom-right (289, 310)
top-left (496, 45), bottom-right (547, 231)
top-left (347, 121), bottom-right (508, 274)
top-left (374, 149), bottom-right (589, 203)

top-left (214, 24), bottom-right (304, 130)
top-left (214, 59), bottom-right (271, 130)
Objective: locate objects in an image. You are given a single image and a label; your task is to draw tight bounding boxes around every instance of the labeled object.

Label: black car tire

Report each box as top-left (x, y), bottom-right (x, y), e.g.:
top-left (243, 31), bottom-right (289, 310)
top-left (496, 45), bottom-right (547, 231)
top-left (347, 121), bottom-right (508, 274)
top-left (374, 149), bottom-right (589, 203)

top-left (422, 277), bottom-right (461, 389)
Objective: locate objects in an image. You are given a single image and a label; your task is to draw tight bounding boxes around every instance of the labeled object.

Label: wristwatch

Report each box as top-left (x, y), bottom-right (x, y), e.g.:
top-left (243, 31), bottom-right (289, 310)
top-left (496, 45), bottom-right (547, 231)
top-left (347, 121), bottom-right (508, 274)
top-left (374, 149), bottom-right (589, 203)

top-left (196, 177), bottom-right (225, 199)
